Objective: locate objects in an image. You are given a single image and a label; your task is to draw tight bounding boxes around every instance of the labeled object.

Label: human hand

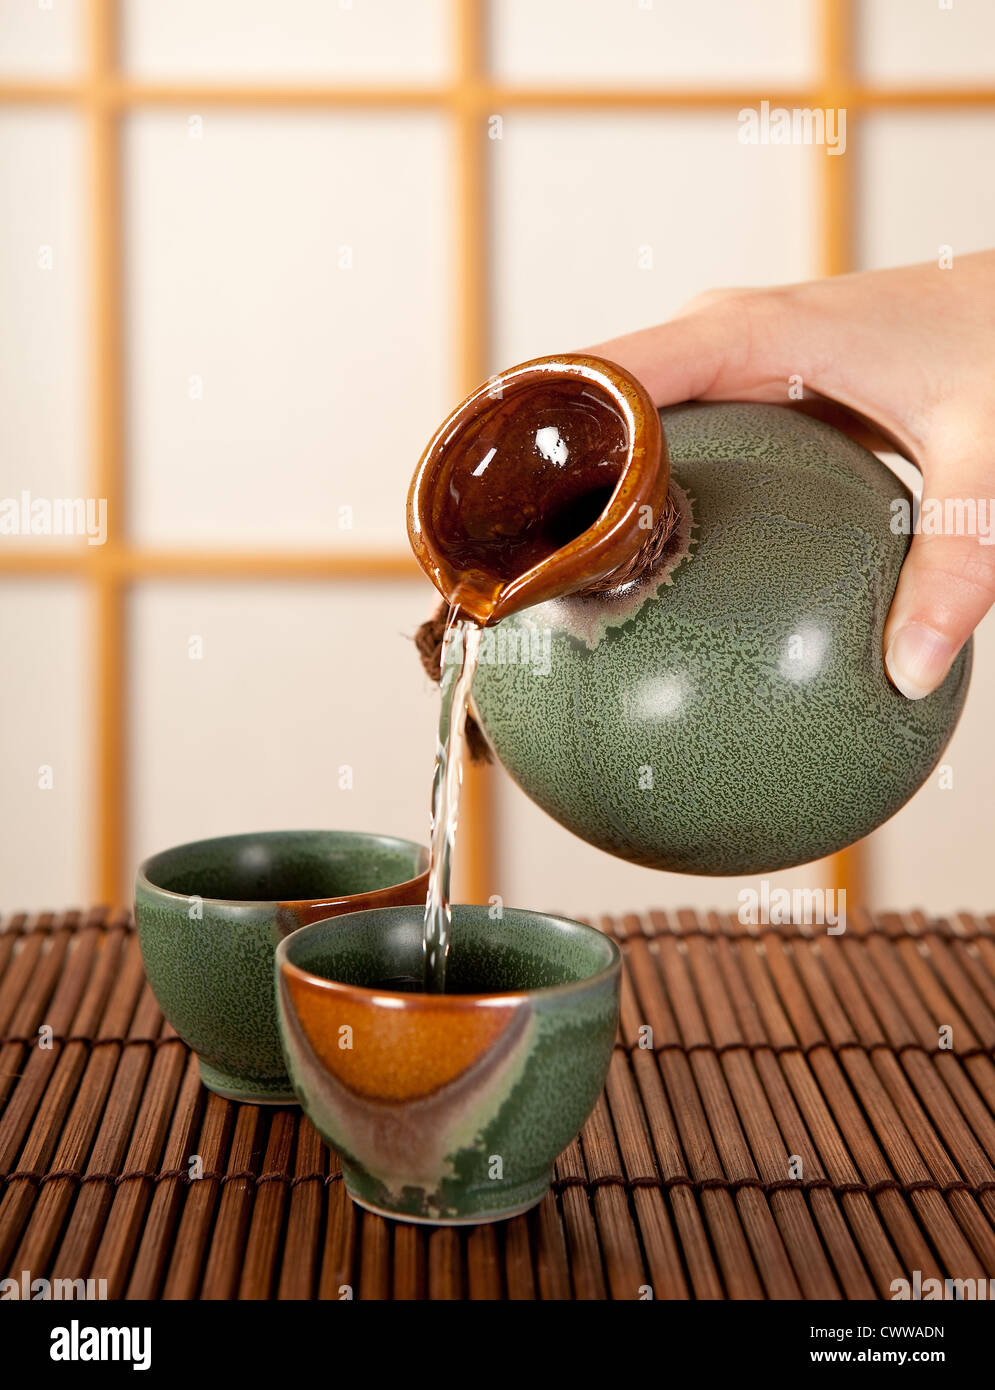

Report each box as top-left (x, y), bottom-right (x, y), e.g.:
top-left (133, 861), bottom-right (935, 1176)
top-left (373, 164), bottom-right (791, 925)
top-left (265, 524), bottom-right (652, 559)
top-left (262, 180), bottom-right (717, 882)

top-left (589, 252), bottom-right (995, 698)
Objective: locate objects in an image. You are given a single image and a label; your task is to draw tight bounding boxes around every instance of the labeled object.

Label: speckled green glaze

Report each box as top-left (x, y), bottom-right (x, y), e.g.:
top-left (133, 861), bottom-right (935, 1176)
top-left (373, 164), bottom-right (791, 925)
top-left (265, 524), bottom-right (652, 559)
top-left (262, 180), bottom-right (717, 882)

top-left (276, 906), bottom-right (621, 1224)
top-left (135, 830), bottom-right (429, 1104)
top-left (470, 403), bottom-right (971, 875)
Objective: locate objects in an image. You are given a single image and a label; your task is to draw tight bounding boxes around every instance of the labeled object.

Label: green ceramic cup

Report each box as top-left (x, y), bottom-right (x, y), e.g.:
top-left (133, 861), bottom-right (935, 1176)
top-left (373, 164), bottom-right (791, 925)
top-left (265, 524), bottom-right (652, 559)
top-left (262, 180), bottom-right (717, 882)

top-left (135, 830), bottom-right (430, 1104)
top-left (276, 905), bottom-right (622, 1225)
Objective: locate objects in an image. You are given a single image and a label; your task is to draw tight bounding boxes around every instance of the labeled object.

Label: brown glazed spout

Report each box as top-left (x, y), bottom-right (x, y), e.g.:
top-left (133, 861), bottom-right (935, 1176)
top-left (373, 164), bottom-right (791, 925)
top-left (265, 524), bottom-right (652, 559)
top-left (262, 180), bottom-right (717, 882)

top-left (406, 353), bottom-right (669, 625)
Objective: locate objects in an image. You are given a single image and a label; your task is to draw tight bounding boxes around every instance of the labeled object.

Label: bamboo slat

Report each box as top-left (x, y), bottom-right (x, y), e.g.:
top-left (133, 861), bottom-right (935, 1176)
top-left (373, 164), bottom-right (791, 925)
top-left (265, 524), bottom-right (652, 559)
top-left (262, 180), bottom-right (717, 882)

top-left (2, 906), bottom-right (995, 1299)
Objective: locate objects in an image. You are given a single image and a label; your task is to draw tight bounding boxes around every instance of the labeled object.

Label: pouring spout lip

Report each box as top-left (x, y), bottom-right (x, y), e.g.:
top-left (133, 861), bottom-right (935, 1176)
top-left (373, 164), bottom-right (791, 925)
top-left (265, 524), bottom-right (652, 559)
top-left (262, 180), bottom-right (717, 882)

top-left (406, 352), bottom-right (670, 624)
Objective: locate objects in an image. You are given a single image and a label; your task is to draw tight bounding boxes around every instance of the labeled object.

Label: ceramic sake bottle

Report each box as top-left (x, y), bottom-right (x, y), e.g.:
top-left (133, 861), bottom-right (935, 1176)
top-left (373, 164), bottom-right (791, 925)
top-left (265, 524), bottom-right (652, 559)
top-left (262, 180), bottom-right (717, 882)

top-left (407, 355), bottom-right (970, 875)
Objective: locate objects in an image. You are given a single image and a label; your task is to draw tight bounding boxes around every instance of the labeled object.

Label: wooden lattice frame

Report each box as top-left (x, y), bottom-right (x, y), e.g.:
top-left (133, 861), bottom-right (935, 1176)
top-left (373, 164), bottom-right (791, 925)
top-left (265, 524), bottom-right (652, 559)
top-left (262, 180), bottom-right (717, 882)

top-left (3, 0), bottom-right (992, 907)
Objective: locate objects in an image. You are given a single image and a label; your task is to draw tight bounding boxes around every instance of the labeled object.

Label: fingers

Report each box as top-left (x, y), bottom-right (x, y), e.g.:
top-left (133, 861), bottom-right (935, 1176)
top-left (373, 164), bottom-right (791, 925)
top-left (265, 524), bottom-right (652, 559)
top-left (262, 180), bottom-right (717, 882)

top-left (585, 288), bottom-right (802, 408)
top-left (883, 460), bottom-right (995, 698)
top-left (587, 280), bottom-right (995, 701)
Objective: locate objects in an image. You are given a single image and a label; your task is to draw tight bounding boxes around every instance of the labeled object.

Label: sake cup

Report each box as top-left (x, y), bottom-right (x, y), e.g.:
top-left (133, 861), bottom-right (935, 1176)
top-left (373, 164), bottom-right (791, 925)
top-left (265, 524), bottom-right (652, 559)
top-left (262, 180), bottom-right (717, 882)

top-left (135, 830), bottom-right (429, 1104)
top-left (275, 904), bottom-right (621, 1224)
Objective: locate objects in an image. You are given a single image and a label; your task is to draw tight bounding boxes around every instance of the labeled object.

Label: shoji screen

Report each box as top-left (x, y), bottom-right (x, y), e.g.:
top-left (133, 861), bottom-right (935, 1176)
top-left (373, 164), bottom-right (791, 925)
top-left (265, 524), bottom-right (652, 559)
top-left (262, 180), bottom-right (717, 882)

top-left (1, 1), bottom-right (992, 916)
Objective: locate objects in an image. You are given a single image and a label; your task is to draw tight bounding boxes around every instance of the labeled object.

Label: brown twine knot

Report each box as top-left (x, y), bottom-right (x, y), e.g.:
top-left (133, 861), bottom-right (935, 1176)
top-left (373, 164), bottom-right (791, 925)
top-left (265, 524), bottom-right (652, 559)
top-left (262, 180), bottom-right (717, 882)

top-left (413, 488), bottom-right (681, 764)
top-left (414, 607), bottom-right (495, 764)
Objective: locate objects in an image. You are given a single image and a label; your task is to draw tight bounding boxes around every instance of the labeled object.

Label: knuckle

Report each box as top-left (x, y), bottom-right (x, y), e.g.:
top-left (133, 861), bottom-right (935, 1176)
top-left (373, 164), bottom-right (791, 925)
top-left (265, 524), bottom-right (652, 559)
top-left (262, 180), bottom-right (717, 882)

top-left (679, 285), bottom-right (752, 316)
top-left (911, 534), bottom-right (995, 603)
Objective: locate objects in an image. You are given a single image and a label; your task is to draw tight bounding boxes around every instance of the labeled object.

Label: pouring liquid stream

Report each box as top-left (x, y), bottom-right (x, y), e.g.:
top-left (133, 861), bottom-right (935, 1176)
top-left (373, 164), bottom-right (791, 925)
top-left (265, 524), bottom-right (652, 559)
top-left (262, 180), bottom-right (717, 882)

top-left (422, 606), bottom-right (483, 992)
top-left (415, 360), bottom-right (655, 993)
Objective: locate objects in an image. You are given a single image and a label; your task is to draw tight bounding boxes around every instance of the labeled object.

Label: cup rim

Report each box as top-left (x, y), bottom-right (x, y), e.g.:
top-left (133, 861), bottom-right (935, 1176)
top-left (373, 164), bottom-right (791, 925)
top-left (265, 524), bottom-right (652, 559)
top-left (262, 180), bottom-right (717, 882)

top-left (135, 828), bottom-right (430, 909)
top-left (275, 904), bottom-right (622, 1006)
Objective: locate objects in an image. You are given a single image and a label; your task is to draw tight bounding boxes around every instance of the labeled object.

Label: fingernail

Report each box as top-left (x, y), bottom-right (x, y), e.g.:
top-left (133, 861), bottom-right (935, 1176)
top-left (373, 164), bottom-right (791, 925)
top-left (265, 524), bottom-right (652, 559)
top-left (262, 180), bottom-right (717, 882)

top-left (885, 623), bottom-right (956, 700)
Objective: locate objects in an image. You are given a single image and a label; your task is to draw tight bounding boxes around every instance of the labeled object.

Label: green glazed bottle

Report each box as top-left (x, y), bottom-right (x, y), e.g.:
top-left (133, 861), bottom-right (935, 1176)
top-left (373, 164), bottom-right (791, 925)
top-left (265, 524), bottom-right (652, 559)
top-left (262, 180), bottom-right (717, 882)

top-left (409, 358), bottom-right (970, 875)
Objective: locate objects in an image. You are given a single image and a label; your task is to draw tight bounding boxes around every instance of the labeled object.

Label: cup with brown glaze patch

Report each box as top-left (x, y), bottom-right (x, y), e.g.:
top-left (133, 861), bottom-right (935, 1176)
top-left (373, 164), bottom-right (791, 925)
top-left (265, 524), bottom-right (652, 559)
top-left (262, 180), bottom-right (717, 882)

top-left (276, 903), bottom-right (621, 1223)
top-left (135, 830), bottom-right (430, 1103)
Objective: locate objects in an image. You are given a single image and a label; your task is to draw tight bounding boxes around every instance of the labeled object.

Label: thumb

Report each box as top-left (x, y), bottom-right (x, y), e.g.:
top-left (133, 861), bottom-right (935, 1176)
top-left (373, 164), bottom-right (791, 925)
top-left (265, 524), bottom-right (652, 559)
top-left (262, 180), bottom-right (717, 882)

top-left (883, 467), bottom-right (995, 699)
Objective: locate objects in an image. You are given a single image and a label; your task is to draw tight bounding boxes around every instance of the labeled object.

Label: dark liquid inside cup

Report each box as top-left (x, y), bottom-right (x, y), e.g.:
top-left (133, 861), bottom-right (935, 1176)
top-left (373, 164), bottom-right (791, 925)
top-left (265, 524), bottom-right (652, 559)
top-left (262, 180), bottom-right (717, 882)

top-left (366, 975), bottom-right (513, 997)
top-left (368, 975), bottom-right (425, 993)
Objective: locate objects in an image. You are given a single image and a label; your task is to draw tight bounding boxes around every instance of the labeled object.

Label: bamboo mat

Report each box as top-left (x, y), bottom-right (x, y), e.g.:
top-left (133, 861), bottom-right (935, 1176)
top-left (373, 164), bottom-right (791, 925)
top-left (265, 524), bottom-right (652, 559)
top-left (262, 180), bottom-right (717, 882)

top-left (2, 908), bottom-right (995, 1300)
